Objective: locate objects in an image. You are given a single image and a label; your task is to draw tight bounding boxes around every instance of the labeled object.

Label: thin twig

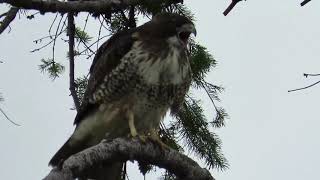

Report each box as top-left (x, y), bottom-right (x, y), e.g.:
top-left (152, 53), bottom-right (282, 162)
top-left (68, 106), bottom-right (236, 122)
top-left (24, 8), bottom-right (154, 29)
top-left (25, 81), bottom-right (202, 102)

top-left (31, 16), bottom-right (66, 53)
top-left (102, 15), bottom-right (113, 32)
top-left (0, 107), bottom-right (21, 126)
top-left (301, 0), bottom-right (312, 6)
top-left (82, 13), bottom-right (90, 32)
top-left (49, 13), bottom-right (58, 37)
top-left (304, 73), bottom-right (320, 78)
top-left (97, 17), bottom-right (104, 50)
top-left (26, 11), bottom-right (39, 19)
top-left (71, 17), bottom-right (95, 56)
top-left (30, 39), bottom-right (54, 52)
top-left (78, 38), bottom-right (95, 55)
top-left (0, 7), bottom-right (19, 34)
top-left (223, 0), bottom-right (243, 16)
top-left (77, 13), bottom-right (90, 49)
top-left (200, 81), bottom-right (220, 114)
top-left (99, 15), bottom-right (110, 31)
top-left (77, 35), bottom-right (109, 56)
top-left (68, 13), bottom-right (80, 111)
top-left (288, 80), bottom-right (320, 92)
top-left (52, 15), bottom-right (64, 60)
top-left (33, 35), bottom-right (56, 43)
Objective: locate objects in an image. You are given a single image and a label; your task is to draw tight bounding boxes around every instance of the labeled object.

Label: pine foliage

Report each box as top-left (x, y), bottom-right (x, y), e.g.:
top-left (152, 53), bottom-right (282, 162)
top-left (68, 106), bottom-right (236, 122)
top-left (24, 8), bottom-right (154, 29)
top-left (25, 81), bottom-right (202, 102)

top-left (189, 42), bottom-right (216, 88)
top-left (177, 96), bottom-right (228, 169)
top-left (38, 58), bottom-right (65, 80)
top-left (75, 27), bottom-right (92, 43)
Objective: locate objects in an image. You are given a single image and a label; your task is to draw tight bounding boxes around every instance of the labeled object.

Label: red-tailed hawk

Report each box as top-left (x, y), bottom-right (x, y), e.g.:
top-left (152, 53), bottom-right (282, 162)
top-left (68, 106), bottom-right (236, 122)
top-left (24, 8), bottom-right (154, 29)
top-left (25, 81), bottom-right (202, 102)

top-left (49, 13), bottom-right (196, 168)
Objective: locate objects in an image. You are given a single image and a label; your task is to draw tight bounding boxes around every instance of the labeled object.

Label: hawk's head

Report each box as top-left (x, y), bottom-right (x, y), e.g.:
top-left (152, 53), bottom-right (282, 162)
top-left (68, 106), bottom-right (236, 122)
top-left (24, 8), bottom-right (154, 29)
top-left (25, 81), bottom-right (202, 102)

top-left (138, 13), bottom-right (196, 49)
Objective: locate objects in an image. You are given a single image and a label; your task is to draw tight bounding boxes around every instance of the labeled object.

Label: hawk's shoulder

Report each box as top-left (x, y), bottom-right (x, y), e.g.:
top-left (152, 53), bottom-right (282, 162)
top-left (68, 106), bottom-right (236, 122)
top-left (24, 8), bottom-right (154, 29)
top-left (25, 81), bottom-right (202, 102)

top-left (74, 28), bottom-right (138, 125)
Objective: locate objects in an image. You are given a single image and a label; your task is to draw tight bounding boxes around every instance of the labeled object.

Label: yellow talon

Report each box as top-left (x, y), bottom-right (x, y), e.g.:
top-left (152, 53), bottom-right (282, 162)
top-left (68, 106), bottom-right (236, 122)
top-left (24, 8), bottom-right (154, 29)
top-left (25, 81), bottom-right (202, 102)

top-left (126, 107), bottom-right (138, 137)
top-left (148, 129), bottom-right (170, 150)
top-left (125, 107), bottom-right (168, 148)
top-left (138, 135), bottom-right (147, 143)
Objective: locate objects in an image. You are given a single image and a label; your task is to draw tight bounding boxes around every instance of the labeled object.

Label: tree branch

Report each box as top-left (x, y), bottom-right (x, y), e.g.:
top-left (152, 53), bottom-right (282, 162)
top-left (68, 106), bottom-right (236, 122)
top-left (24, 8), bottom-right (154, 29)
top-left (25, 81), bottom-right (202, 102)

top-left (288, 80), bottom-right (320, 92)
top-left (0, 12), bottom-right (8, 19)
top-left (301, 0), bottom-right (312, 6)
top-left (303, 73), bottom-right (320, 78)
top-left (0, 0), bottom-right (183, 14)
top-left (223, 0), bottom-right (244, 16)
top-left (128, 5), bottom-right (136, 28)
top-left (288, 72), bottom-right (320, 92)
top-left (43, 138), bottom-right (215, 180)
top-left (0, 107), bottom-right (21, 126)
top-left (67, 13), bottom-right (80, 111)
top-left (0, 7), bottom-right (19, 34)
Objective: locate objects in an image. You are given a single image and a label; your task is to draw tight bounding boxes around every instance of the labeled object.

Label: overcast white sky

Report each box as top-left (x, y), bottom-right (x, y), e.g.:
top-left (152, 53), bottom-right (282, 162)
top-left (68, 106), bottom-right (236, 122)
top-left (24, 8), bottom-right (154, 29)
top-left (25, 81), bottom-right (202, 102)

top-left (1, 0), bottom-right (320, 180)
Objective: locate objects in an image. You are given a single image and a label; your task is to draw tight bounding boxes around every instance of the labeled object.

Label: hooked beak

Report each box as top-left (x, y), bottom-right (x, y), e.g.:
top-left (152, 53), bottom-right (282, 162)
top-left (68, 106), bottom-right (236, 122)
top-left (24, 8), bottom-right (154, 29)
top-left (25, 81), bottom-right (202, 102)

top-left (180, 23), bottom-right (197, 36)
top-left (177, 23), bottom-right (197, 46)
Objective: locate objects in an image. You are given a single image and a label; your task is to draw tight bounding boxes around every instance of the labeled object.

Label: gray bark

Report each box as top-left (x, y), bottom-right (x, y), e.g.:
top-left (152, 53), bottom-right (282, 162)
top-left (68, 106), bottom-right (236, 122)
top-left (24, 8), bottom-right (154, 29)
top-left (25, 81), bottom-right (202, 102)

top-left (43, 137), bottom-right (215, 180)
top-left (0, 0), bottom-right (183, 14)
top-left (0, 7), bottom-right (19, 34)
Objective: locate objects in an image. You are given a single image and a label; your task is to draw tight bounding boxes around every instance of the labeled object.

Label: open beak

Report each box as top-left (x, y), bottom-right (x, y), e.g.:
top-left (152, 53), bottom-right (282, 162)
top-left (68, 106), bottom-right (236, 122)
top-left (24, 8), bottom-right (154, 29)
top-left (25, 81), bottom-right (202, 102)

top-left (180, 23), bottom-right (197, 37)
top-left (178, 23), bottom-right (197, 46)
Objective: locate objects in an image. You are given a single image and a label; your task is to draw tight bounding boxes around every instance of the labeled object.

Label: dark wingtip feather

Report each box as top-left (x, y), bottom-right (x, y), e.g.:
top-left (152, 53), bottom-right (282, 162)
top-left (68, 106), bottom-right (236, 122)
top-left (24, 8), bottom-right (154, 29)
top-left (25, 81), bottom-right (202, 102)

top-left (49, 139), bottom-right (71, 166)
top-left (49, 137), bottom-right (84, 167)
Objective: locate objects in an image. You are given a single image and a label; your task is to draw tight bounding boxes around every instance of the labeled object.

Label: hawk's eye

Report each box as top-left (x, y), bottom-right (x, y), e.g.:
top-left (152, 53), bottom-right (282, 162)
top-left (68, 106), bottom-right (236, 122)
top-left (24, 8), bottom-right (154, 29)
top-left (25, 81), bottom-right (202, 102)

top-left (178, 32), bottom-right (191, 44)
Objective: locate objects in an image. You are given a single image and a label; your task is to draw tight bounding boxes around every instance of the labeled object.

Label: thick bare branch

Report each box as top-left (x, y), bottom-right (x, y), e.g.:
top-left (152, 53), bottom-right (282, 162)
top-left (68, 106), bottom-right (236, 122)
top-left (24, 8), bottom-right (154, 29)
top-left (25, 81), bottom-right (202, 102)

top-left (43, 138), bottom-right (215, 180)
top-left (67, 13), bottom-right (80, 111)
top-left (0, 7), bottom-right (19, 34)
top-left (301, 0), bottom-right (312, 6)
top-left (0, 12), bottom-right (8, 18)
top-left (223, 0), bottom-right (244, 16)
top-left (0, 0), bottom-right (183, 14)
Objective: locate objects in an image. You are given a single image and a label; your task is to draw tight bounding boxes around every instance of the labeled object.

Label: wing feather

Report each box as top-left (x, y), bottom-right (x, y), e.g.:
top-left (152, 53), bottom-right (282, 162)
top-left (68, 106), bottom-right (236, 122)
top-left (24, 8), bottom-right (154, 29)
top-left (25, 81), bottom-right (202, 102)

top-left (74, 29), bottom-right (137, 125)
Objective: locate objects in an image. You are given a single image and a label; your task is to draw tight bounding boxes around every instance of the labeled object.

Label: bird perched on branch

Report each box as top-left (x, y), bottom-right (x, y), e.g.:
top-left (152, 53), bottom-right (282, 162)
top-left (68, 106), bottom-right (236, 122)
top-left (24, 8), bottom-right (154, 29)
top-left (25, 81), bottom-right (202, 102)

top-left (49, 13), bottom-right (196, 174)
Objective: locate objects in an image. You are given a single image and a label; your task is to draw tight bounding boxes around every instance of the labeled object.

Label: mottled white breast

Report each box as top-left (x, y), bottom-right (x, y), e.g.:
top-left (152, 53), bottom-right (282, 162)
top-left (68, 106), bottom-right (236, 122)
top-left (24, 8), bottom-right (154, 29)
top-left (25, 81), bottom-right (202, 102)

top-left (133, 36), bottom-right (189, 85)
top-left (70, 36), bottom-right (190, 147)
